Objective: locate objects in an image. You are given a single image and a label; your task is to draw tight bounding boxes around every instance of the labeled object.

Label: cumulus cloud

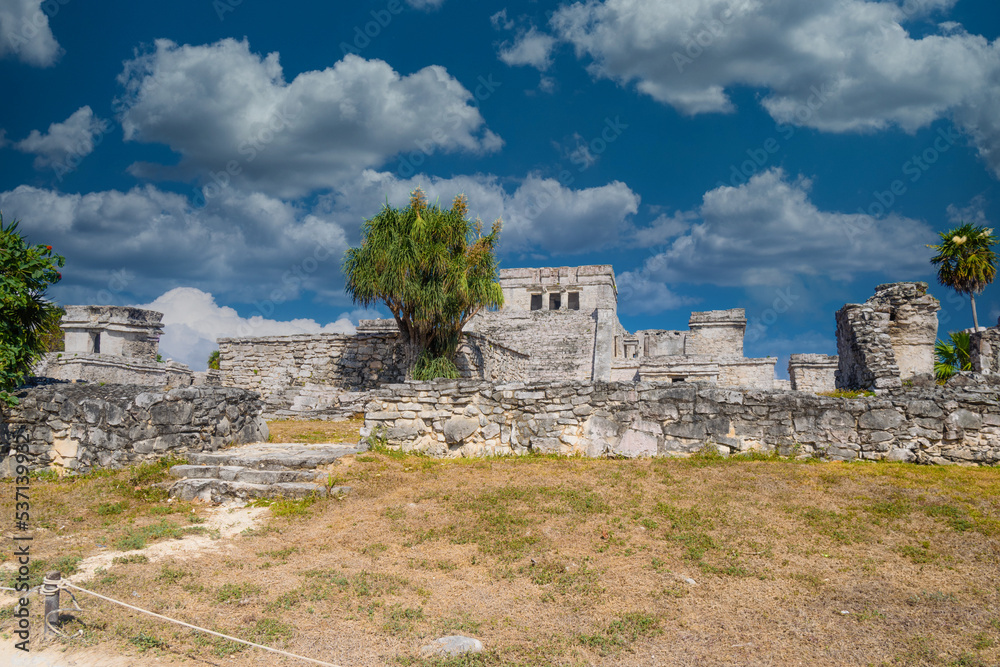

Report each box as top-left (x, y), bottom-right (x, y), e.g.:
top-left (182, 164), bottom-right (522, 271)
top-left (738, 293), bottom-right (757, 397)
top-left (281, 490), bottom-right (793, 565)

top-left (548, 0), bottom-right (1000, 177)
top-left (499, 27), bottom-right (557, 70)
top-left (0, 184), bottom-right (350, 305)
top-left (0, 0), bottom-right (62, 67)
top-left (621, 168), bottom-right (935, 314)
top-left (115, 38), bottom-right (502, 197)
top-left (15, 106), bottom-right (111, 170)
top-left (328, 169), bottom-right (641, 256)
top-left (615, 271), bottom-right (695, 315)
top-left (140, 287), bottom-right (359, 370)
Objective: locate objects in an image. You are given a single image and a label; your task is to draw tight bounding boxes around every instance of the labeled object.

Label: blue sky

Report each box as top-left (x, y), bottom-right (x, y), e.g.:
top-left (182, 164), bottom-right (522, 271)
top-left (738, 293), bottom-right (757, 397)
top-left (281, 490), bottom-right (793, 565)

top-left (1, 0), bottom-right (998, 372)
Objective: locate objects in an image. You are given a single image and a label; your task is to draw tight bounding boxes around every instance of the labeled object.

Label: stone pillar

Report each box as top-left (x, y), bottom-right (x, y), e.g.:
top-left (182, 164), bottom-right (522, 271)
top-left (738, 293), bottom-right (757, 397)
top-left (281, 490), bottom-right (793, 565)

top-left (970, 318), bottom-right (1000, 376)
top-left (591, 308), bottom-right (615, 381)
top-left (868, 282), bottom-right (939, 381)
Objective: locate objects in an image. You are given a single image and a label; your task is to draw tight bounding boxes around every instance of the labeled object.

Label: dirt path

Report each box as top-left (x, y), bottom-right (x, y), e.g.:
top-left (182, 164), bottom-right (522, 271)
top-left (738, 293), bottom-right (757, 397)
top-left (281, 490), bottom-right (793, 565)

top-left (2, 503), bottom-right (270, 665)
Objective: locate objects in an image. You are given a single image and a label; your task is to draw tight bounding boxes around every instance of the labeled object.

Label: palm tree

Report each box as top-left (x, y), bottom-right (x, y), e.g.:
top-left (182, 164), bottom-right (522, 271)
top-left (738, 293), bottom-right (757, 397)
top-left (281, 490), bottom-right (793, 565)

top-left (934, 331), bottom-right (972, 382)
top-left (927, 222), bottom-right (997, 331)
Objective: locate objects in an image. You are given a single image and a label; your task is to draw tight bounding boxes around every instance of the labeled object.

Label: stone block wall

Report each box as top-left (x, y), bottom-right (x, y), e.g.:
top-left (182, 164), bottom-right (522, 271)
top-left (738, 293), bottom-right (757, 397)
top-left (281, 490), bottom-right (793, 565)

top-left (364, 380), bottom-right (1000, 465)
top-left (1, 385), bottom-right (267, 474)
top-left (836, 282), bottom-right (939, 390)
top-left (970, 321), bottom-right (1000, 376)
top-left (36, 353), bottom-right (193, 388)
top-left (454, 332), bottom-right (528, 383)
top-left (217, 332), bottom-right (406, 398)
top-left (717, 358), bottom-right (777, 390)
top-left (465, 310), bottom-right (598, 381)
top-left (789, 354), bottom-right (839, 393)
top-left (686, 309), bottom-right (747, 357)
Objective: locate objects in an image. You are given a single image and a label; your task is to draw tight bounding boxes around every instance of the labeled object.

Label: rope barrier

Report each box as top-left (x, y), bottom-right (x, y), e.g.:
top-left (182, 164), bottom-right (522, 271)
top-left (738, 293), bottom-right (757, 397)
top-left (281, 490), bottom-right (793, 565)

top-left (9, 578), bottom-right (346, 667)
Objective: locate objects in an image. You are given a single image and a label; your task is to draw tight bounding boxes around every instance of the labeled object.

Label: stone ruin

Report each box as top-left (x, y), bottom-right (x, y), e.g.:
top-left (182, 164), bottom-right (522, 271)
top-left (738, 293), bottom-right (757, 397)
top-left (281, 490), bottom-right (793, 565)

top-left (35, 305), bottom-right (194, 387)
top-left (835, 282), bottom-right (941, 390)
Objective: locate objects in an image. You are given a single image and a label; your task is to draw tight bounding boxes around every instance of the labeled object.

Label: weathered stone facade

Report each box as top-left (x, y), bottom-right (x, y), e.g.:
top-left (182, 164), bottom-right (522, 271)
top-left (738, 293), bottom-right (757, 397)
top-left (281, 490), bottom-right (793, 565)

top-left (38, 305), bottom-right (194, 387)
top-left (789, 354), bottom-right (839, 393)
top-left (1, 384), bottom-right (268, 474)
top-left (836, 282), bottom-right (939, 390)
top-left (363, 379), bottom-right (1000, 465)
top-left (970, 318), bottom-right (1000, 377)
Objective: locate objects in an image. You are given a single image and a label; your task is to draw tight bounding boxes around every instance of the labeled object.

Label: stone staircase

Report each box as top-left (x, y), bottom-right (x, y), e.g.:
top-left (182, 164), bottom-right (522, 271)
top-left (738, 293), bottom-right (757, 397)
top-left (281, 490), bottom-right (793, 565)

top-left (167, 442), bottom-right (366, 503)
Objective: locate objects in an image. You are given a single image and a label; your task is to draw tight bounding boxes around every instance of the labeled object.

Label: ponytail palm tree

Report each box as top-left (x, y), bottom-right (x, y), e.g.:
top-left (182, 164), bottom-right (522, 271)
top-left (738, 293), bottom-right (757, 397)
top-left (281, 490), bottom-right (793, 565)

top-left (928, 223), bottom-right (996, 331)
top-left (343, 189), bottom-right (503, 378)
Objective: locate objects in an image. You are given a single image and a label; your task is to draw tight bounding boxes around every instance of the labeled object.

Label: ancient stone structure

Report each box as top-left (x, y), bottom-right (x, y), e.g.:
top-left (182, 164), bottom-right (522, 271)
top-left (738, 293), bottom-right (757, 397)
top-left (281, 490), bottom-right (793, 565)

top-left (36, 305), bottom-right (194, 387)
top-left (217, 265), bottom-right (802, 407)
top-left (835, 282), bottom-right (940, 390)
top-left (788, 354), bottom-right (838, 393)
top-left (970, 318), bottom-right (1000, 377)
top-left (0, 384), bottom-right (268, 474)
top-left (363, 379), bottom-right (1000, 465)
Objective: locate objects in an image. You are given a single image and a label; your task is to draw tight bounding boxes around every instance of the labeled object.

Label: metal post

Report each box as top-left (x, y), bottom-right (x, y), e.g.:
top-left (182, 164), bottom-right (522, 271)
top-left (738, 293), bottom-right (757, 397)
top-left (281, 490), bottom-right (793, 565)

top-left (43, 571), bottom-right (61, 637)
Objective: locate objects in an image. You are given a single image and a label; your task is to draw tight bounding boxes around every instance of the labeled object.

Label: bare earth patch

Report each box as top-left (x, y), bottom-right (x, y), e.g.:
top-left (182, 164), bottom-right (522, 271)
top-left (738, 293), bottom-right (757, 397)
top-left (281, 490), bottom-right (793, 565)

top-left (2, 436), bottom-right (999, 666)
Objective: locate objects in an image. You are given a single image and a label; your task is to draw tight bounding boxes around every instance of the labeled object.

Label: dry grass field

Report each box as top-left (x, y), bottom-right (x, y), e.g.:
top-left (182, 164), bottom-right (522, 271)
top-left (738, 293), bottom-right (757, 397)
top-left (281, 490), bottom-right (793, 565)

top-left (2, 419), bottom-right (999, 666)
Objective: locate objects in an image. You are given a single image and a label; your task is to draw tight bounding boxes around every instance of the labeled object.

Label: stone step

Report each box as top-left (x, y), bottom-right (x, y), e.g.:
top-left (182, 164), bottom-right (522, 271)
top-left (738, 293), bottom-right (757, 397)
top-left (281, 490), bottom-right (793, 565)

top-left (169, 464), bottom-right (327, 485)
top-left (168, 478), bottom-right (352, 503)
top-left (185, 442), bottom-right (366, 470)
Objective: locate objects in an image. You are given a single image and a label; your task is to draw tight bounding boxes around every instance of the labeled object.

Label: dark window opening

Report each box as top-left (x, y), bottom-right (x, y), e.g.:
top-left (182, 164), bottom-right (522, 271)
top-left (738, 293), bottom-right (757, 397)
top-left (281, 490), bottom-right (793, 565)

top-left (549, 293), bottom-right (561, 310)
top-left (568, 292), bottom-right (580, 310)
top-left (91, 332), bottom-right (101, 354)
top-left (530, 294), bottom-right (542, 310)
top-left (672, 377), bottom-right (685, 383)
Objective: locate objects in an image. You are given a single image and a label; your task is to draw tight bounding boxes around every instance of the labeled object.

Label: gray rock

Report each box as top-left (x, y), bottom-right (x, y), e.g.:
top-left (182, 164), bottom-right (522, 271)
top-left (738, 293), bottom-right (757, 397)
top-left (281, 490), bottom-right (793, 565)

top-left (419, 636), bottom-right (484, 659)
top-left (443, 416), bottom-right (479, 443)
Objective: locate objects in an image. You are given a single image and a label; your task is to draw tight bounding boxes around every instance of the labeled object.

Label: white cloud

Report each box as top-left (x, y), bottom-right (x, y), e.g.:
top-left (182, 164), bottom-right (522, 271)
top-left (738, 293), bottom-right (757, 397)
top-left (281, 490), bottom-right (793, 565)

top-left (328, 169), bottom-right (641, 256)
top-left (116, 38), bottom-right (502, 197)
top-left (946, 195), bottom-right (990, 226)
top-left (0, 184), bottom-right (350, 305)
top-left (405, 0), bottom-right (445, 10)
top-left (0, 0), bottom-right (62, 67)
top-left (499, 27), bottom-right (557, 70)
top-left (615, 271), bottom-right (695, 315)
top-left (15, 106), bottom-right (111, 170)
top-left (548, 0), bottom-right (1000, 176)
top-left (491, 9), bottom-right (514, 31)
top-left (627, 168), bottom-right (935, 298)
top-left (140, 287), bottom-right (359, 370)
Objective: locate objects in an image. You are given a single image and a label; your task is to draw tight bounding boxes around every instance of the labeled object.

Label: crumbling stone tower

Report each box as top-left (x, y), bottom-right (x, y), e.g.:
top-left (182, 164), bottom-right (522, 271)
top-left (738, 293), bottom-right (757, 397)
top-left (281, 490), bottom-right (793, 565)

top-left (62, 306), bottom-right (163, 359)
top-left (835, 282), bottom-right (939, 390)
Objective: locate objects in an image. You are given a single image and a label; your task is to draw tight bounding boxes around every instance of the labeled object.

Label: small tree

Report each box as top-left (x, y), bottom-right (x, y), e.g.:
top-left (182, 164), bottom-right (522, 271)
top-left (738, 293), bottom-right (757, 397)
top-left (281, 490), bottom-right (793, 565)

top-left (928, 223), bottom-right (997, 331)
top-left (207, 349), bottom-right (220, 370)
top-left (343, 189), bottom-right (503, 378)
top-left (1, 214), bottom-right (65, 403)
top-left (934, 331), bottom-right (972, 382)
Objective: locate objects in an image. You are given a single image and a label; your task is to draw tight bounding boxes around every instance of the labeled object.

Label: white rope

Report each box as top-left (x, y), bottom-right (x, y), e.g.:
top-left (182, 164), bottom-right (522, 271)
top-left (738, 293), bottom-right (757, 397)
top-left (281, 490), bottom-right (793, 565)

top-left (59, 581), bottom-right (346, 667)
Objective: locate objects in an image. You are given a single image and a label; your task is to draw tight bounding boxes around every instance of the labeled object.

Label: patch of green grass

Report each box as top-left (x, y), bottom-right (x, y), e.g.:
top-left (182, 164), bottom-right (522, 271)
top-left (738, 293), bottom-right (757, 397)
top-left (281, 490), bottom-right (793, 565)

top-left (522, 559), bottom-right (601, 596)
top-left (158, 565), bottom-right (190, 583)
top-left (864, 496), bottom-right (913, 520)
top-left (129, 631), bottom-right (167, 651)
top-left (923, 503), bottom-right (974, 532)
top-left (350, 570), bottom-right (408, 597)
top-left (258, 547), bottom-right (298, 560)
top-left (113, 519), bottom-right (199, 551)
top-left (578, 612), bottom-right (661, 655)
top-left (362, 542), bottom-right (389, 557)
top-left (95, 501), bottom-right (129, 516)
top-left (654, 502), bottom-right (712, 531)
top-left (216, 582), bottom-right (262, 603)
top-left (383, 604), bottom-right (424, 633)
top-left (2, 555), bottom-right (82, 589)
top-left (796, 506), bottom-right (868, 544)
top-left (897, 542), bottom-right (938, 564)
top-left (249, 494), bottom-right (321, 517)
top-left (112, 553), bottom-right (149, 566)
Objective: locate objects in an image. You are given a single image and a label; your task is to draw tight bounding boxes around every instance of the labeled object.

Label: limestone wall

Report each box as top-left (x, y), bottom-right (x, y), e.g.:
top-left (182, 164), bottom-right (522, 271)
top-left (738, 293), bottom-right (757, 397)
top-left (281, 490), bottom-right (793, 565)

top-left (454, 332), bottom-right (528, 383)
top-left (1, 385), bottom-right (267, 474)
top-left (364, 380), bottom-right (1000, 465)
top-left (836, 282), bottom-right (939, 390)
top-left (970, 321), bottom-right (1000, 376)
top-left (789, 354), bottom-right (839, 393)
top-left (686, 309), bottom-right (746, 357)
top-left (465, 310), bottom-right (597, 381)
top-left (36, 353), bottom-right (193, 388)
top-left (217, 332), bottom-right (406, 398)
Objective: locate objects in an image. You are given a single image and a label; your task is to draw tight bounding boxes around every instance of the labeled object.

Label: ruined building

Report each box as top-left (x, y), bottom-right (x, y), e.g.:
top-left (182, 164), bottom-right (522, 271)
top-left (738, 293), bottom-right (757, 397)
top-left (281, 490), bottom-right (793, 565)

top-left (36, 305), bottom-right (193, 387)
top-left (835, 282), bottom-right (941, 390)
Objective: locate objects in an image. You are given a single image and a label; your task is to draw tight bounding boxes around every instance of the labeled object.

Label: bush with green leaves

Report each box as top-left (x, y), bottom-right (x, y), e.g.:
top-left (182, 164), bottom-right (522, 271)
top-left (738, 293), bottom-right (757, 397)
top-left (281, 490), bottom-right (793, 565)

top-left (343, 188), bottom-right (503, 376)
top-left (207, 349), bottom-right (220, 370)
top-left (934, 331), bottom-right (972, 382)
top-left (1, 214), bottom-right (65, 404)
